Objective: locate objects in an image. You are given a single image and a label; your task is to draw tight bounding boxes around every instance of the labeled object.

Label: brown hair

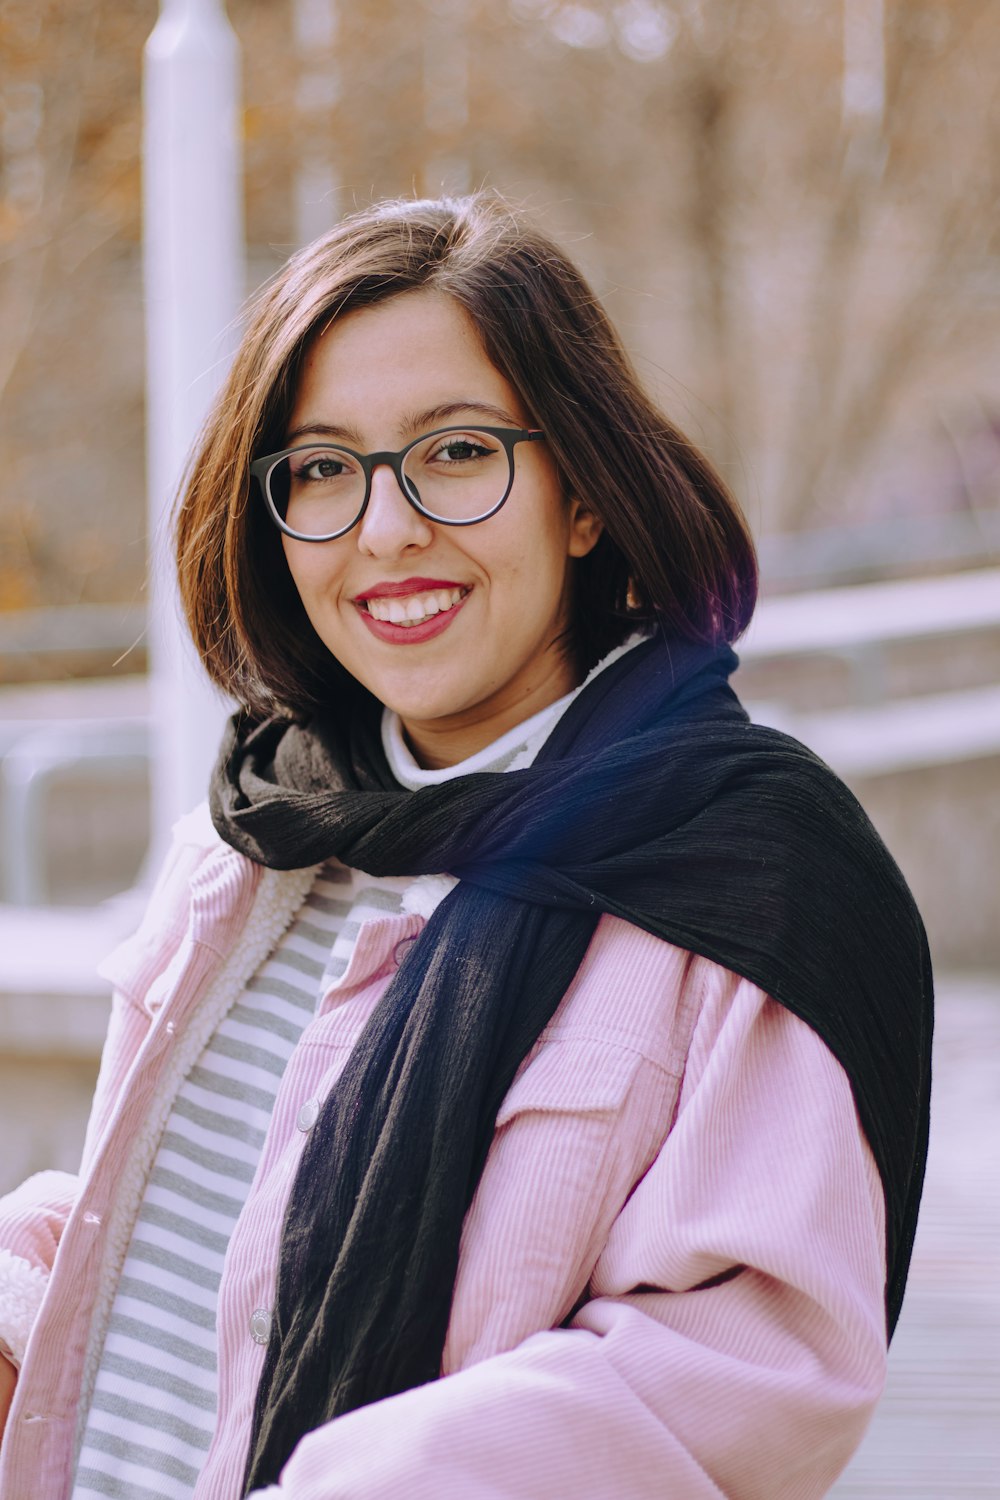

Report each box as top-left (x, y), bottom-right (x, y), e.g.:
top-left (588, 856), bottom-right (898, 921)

top-left (176, 192), bottom-right (757, 716)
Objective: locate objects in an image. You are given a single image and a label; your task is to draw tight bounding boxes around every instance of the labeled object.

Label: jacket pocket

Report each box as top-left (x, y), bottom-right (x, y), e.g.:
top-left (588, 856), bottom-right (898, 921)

top-left (447, 1039), bottom-right (651, 1369)
top-left (494, 1035), bottom-right (644, 1127)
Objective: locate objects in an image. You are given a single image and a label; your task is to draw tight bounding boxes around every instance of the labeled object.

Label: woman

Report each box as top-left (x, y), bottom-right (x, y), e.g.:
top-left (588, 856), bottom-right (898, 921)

top-left (0, 194), bottom-right (932, 1500)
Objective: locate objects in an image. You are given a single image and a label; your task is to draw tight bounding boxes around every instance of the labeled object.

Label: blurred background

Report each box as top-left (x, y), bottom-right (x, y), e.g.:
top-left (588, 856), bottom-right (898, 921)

top-left (1, 2), bottom-right (998, 1493)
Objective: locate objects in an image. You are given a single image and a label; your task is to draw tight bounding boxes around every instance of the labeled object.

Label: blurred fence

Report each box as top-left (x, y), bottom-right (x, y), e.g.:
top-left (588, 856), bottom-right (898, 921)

top-left (3, 565), bottom-right (1000, 959)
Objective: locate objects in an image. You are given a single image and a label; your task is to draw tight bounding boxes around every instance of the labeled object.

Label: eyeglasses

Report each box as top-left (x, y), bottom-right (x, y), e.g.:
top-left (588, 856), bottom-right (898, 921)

top-left (251, 426), bottom-right (546, 542)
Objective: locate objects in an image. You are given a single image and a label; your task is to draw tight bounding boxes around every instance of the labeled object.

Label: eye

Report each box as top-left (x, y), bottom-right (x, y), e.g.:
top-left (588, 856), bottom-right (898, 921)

top-left (293, 451), bottom-right (351, 482)
top-left (428, 434), bottom-right (496, 464)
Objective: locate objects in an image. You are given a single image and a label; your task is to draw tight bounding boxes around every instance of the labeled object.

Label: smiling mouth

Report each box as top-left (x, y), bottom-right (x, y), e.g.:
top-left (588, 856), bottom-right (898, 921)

top-left (358, 585), bottom-right (470, 627)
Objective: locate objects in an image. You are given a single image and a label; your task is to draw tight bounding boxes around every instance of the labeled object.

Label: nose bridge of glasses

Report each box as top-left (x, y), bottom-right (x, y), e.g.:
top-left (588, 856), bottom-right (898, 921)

top-left (365, 448), bottom-right (408, 486)
top-left (366, 448), bottom-right (419, 506)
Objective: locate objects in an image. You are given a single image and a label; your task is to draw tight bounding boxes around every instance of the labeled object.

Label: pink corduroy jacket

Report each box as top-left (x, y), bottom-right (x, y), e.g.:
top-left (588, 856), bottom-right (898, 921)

top-left (0, 807), bottom-right (887, 1500)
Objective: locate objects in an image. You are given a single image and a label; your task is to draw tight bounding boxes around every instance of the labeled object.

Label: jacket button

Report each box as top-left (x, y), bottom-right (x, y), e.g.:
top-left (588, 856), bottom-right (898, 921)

top-left (296, 1097), bottom-right (320, 1132)
top-left (249, 1308), bottom-right (272, 1345)
top-left (393, 934), bottom-right (417, 967)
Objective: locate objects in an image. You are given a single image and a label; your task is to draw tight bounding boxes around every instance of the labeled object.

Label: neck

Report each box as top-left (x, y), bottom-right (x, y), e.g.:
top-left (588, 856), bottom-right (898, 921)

top-left (399, 657), bottom-right (580, 769)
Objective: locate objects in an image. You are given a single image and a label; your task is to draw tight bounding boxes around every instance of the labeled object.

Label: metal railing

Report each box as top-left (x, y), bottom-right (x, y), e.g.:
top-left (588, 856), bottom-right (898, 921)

top-left (2, 565), bottom-right (1000, 903)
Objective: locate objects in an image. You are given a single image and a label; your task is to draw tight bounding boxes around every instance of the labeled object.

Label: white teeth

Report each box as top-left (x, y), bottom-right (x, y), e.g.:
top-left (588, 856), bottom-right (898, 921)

top-left (365, 587), bottom-right (468, 625)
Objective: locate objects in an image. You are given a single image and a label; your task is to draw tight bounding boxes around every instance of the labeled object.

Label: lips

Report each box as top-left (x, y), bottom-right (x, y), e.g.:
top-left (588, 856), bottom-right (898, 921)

top-left (354, 580), bottom-right (472, 645)
top-left (353, 577), bottom-right (466, 602)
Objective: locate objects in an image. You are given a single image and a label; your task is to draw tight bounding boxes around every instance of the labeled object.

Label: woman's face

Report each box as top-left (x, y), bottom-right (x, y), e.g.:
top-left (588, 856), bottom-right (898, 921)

top-left (280, 289), bottom-right (602, 767)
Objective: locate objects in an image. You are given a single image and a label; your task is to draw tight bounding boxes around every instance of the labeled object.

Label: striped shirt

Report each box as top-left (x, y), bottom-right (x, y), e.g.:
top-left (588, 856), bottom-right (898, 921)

top-left (71, 861), bottom-right (414, 1499)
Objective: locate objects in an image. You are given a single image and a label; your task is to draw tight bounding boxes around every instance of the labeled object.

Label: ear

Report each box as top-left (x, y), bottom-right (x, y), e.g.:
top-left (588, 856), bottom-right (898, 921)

top-left (566, 496), bottom-right (604, 558)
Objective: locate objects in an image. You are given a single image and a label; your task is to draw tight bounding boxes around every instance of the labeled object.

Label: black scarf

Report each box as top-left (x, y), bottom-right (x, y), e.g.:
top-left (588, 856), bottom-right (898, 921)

top-left (210, 633), bottom-right (933, 1492)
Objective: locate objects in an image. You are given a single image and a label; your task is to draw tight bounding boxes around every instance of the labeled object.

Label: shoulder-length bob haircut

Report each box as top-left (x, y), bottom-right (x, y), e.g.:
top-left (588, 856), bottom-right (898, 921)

top-left (177, 192), bottom-right (757, 717)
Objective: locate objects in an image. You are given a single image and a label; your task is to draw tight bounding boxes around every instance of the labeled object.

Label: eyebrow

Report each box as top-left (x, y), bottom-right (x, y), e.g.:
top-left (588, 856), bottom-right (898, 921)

top-left (284, 400), bottom-right (524, 448)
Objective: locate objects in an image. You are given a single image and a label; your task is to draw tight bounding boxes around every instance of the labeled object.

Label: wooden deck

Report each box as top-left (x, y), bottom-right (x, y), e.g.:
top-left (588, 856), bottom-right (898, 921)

top-left (831, 975), bottom-right (1000, 1497)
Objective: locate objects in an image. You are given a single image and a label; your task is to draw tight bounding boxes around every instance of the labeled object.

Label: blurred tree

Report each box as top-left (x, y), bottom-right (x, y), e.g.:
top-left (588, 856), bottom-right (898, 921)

top-left (0, 0), bottom-right (997, 649)
top-left (773, 0), bottom-right (1000, 525)
top-left (0, 1), bottom-right (147, 614)
top-left (471, 0), bottom-right (1000, 528)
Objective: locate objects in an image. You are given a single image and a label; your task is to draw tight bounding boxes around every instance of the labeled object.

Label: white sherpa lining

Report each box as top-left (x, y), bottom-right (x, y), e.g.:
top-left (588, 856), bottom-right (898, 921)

top-left (0, 1248), bottom-right (48, 1368)
top-left (400, 873), bottom-right (459, 920)
top-left (71, 860), bottom-right (317, 1466)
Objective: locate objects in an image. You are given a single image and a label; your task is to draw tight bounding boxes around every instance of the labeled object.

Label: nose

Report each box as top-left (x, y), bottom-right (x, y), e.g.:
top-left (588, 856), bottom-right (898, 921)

top-left (355, 461), bottom-right (435, 557)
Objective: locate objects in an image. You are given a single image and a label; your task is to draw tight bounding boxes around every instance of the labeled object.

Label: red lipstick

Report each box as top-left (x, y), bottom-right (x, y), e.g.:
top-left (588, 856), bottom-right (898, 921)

top-left (353, 577), bottom-right (466, 602)
top-left (354, 583), bottom-right (471, 645)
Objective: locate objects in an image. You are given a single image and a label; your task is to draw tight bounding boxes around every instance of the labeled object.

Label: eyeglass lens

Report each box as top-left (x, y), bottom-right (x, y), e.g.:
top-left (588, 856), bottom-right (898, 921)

top-left (267, 429), bottom-right (512, 537)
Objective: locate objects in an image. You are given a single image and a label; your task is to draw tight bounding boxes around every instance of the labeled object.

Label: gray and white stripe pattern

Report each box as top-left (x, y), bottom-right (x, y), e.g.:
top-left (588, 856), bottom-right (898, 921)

top-left (72, 861), bottom-right (412, 1500)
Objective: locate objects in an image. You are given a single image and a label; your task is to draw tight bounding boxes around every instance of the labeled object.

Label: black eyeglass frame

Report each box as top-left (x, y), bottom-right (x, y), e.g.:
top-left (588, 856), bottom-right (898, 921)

top-left (251, 425), bottom-right (546, 542)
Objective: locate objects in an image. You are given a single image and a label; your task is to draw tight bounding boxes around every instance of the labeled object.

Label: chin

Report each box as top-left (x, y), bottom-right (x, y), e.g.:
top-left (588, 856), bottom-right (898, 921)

top-left (383, 694), bottom-right (467, 726)
top-left (369, 671), bottom-right (480, 724)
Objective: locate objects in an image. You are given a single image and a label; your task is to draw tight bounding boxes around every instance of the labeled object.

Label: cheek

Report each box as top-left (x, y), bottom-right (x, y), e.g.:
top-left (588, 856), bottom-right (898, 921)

top-left (487, 505), bottom-right (570, 585)
top-left (282, 540), bottom-right (343, 608)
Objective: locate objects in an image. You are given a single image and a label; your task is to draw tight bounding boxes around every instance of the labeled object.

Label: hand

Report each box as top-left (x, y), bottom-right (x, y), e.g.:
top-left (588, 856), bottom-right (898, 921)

top-left (0, 1354), bottom-right (16, 1444)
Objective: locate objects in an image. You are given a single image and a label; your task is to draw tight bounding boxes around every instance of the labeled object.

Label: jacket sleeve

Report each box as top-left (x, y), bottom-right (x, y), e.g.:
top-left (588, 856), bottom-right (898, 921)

top-left (267, 978), bottom-right (888, 1500)
top-left (0, 1175), bottom-right (78, 1368)
top-left (0, 976), bottom-right (159, 1370)
top-left (0, 811), bottom-right (211, 1369)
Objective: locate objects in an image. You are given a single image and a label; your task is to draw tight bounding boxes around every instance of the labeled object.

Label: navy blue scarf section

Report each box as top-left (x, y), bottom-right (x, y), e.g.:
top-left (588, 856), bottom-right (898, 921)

top-left (210, 634), bottom-right (933, 1492)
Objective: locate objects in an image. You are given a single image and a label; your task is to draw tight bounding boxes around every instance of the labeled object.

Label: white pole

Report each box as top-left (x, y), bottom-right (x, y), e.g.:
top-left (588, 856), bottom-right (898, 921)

top-left (842, 0), bottom-right (885, 133)
top-left (142, 0), bottom-right (244, 872)
top-left (293, 0), bottom-right (341, 246)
